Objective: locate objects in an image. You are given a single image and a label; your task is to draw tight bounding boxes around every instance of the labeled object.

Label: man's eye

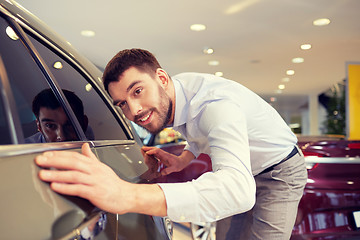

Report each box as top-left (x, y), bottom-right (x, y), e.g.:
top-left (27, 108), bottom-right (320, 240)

top-left (134, 88), bottom-right (142, 95)
top-left (118, 101), bottom-right (126, 108)
top-left (45, 123), bottom-right (56, 130)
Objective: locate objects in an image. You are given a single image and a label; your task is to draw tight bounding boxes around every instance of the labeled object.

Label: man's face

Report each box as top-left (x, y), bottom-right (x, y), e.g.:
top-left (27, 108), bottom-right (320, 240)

top-left (36, 107), bottom-right (78, 142)
top-left (108, 67), bottom-right (173, 135)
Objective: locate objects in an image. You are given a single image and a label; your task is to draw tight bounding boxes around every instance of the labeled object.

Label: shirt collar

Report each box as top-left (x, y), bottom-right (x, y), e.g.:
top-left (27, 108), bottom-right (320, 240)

top-left (172, 77), bottom-right (188, 127)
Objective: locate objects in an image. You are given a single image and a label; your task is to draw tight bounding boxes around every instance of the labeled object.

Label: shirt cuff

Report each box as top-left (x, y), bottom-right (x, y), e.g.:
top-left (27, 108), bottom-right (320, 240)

top-left (157, 182), bottom-right (198, 222)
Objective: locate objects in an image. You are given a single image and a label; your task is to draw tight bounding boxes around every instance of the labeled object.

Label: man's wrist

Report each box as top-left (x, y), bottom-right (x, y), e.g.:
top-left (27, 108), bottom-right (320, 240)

top-left (127, 183), bottom-right (167, 217)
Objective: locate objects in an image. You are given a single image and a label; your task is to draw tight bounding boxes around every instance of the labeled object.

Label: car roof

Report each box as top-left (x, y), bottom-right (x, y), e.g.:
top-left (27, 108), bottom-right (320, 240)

top-left (0, 0), bottom-right (104, 89)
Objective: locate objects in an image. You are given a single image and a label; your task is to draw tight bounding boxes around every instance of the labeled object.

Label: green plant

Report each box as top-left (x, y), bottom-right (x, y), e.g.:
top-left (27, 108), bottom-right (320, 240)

top-left (323, 83), bottom-right (346, 135)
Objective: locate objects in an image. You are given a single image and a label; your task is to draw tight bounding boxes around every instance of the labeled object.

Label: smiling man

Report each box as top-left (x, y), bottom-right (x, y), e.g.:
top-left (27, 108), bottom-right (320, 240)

top-left (109, 67), bottom-right (174, 135)
top-left (35, 48), bottom-right (307, 240)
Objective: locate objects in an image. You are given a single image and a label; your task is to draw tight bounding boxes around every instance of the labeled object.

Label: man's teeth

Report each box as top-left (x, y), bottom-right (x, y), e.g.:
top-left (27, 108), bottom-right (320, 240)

top-left (140, 112), bottom-right (151, 122)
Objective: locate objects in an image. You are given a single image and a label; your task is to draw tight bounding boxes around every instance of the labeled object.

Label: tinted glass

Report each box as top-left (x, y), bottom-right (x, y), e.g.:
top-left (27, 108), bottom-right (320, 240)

top-left (0, 92), bottom-right (11, 144)
top-left (27, 34), bottom-right (128, 141)
top-left (132, 123), bottom-right (185, 146)
top-left (0, 16), bottom-right (78, 144)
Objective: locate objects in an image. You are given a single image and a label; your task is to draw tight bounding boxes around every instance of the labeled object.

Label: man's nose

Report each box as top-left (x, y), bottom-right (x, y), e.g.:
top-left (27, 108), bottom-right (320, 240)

top-left (56, 128), bottom-right (66, 142)
top-left (128, 101), bottom-right (142, 117)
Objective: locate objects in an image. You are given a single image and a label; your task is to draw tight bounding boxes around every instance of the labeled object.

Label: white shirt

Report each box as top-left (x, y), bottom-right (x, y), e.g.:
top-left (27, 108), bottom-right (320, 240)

top-left (158, 73), bottom-right (297, 222)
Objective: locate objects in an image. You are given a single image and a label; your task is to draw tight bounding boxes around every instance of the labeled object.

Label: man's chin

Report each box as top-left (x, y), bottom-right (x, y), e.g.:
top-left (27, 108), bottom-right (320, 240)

top-left (146, 127), bottom-right (163, 136)
top-left (141, 124), bottom-right (162, 136)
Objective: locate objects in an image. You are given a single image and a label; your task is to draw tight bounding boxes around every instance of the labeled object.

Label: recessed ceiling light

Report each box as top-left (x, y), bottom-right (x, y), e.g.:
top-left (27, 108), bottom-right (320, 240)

top-left (6, 26), bottom-right (19, 40)
top-left (292, 57), bottom-right (304, 63)
top-left (215, 72), bottom-right (223, 77)
top-left (301, 44), bottom-right (312, 50)
top-left (81, 30), bottom-right (95, 37)
top-left (203, 47), bottom-right (214, 54)
top-left (190, 24), bottom-right (206, 31)
top-left (282, 77), bottom-right (290, 82)
top-left (275, 89), bottom-right (282, 94)
top-left (313, 18), bottom-right (330, 26)
top-left (208, 60), bottom-right (220, 66)
top-left (286, 70), bottom-right (295, 76)
top-left (278, 84), bottom-right (285, 90)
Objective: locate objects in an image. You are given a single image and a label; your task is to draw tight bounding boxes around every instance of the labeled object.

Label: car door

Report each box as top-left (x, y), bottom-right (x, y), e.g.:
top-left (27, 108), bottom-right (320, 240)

top-left (12, 8), bottom-right (171, 239)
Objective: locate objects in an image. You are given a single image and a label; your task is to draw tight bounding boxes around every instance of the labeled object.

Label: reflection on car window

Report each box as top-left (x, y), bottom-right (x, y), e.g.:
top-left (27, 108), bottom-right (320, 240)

top-left (0, 17), bottom-right (66, 144)
top-left (0, 93), bottom-right (11, 145)
top-left (25, 89), bottom-right (93, 143)
top-left (155, 128), bottom-right (184, 145)
top-left (27, 34), bottom-right (128, 141)
top-left (131, 122), bottom-right (185, 146)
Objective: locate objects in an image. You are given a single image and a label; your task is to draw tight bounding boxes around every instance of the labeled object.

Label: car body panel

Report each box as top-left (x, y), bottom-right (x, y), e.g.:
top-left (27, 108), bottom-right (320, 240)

top-left (0, 142), bottom-right (99, 239)
top-left (0, 0), bottom-right (171, 239)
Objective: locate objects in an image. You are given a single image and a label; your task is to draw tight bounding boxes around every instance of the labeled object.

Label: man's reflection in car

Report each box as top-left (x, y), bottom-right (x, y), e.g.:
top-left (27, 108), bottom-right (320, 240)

top-left (25, 89), bottom-right (94, 143)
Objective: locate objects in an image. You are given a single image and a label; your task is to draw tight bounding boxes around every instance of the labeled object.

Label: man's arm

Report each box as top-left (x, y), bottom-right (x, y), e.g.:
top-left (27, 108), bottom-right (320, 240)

top-left (156, 100), bottom-right (256, 222)
top-left (35, 143), bottom-right (167, 217)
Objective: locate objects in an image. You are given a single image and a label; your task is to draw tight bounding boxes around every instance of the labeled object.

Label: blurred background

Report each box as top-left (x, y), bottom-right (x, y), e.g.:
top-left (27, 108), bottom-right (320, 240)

top-left (16, 0), bottom-right (360, 137)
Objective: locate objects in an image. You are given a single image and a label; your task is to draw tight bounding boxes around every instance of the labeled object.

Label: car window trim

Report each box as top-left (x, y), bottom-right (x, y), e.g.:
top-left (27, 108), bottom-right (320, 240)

top-left (1, 8), bottom-right (134, 142)
top-left (3, 13), bottom-right (88, 142)
top-left (0, 139), bottom-right (136, 158)
top-left (90, 139), bottom-right (136, 148)
top-left (0, 141), bottom-right (89, 158)
top-left (19, 22), bottom-right (134, 141)
top-left (0, 55), bottom-right (23, 144)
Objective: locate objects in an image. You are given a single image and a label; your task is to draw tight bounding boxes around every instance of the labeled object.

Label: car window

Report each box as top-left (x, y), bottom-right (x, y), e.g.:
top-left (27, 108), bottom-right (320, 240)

top-left (131, 122), bottom-right (185, 146)
top-left (0, 94), bottom-right (11, 145)
top-left (0, 16), bottom-right (79, 144)
top-left (27, 34), bottom-right (128, 141)
top-left (154, 128), bottom-right (184, 145)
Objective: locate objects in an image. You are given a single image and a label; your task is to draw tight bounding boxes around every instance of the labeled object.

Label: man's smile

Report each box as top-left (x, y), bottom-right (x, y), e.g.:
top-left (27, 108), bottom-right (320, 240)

top-left (137, 111), bottom-right (153, 125)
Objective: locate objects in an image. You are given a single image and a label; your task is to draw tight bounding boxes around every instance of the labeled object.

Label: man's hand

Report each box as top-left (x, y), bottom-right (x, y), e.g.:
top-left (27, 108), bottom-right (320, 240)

top-left (141, 146), bottom-right (195, 176)
top-left (35, 143), bottom-right (167, 218)
top-left (35, 143), bottom-right (133, 214)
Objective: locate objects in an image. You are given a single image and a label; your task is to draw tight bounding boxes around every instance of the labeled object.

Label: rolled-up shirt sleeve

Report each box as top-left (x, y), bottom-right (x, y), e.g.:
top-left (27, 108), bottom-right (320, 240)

top-left (158, 100), bottom-right (256, 222)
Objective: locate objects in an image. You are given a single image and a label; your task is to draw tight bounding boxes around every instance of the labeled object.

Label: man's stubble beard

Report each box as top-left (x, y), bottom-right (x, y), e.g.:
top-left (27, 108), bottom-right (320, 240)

top-left (138, 86), bottom-right (173, 136)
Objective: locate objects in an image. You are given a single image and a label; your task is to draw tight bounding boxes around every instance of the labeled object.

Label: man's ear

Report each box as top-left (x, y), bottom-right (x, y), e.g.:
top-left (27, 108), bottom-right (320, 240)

top-left (82, 115), bottom-right (89, 132)
top-left (36, 119), bottom-right (42, 132)
top-left (156, 68), bottom-right (169, 88)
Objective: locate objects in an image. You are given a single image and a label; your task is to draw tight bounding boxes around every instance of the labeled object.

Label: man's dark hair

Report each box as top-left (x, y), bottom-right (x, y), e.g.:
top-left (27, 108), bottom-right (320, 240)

top-left (102, 48), bottom-right (162, 93)
top-left (32, 89), bottom-right (85, 128)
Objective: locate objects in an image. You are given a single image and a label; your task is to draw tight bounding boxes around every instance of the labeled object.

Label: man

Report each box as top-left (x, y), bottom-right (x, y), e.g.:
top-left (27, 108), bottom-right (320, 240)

top-left (35, 49), bottom-right (307, 239)
top-left (26, 88), bottom-right (91, 143)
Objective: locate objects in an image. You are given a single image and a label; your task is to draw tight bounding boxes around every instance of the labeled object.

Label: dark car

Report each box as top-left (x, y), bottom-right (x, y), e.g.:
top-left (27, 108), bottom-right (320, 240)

top-left (140, 127), bottom-right (360, 240)
top-left (0, 1), bottom-right (172, 239)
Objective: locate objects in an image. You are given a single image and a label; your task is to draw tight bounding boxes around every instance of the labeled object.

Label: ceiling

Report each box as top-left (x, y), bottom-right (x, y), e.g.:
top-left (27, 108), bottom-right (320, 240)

top-left (14, 0), bottom-right (360, 117)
